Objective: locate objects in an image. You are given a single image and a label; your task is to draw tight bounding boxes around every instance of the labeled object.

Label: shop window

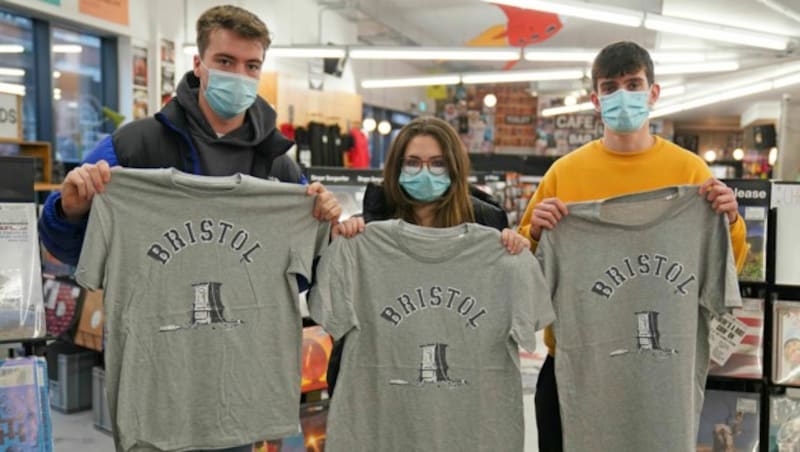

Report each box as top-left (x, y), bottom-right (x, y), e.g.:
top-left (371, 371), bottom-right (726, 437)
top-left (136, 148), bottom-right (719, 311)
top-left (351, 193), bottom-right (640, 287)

top-left (51, 27), bottom-right (103, 163)
top-left (0, 10), bottom-right (35, 141)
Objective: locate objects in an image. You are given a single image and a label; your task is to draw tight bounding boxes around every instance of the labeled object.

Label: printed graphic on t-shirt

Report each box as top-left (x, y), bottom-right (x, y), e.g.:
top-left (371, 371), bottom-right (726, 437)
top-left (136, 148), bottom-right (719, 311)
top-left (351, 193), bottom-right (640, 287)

top-left (388, 343), bottom-right (468, 388)
top-left (159, 282), bottom-right (244, 332)
top-left (379, 286), bottom-right (489, 329)
top-left (609, 310), bottom-right (678, 358)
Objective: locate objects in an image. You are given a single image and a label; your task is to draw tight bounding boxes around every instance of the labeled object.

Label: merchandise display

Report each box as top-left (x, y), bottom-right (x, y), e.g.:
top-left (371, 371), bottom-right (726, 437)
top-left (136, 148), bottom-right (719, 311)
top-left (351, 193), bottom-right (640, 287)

top-left (724, 179), bottom-right (770, 282)
top-left (310, 219), bottom-right (554, 452)
top-left (42, 277), bottom-right (83, 339)
top-left (708, 298), bottom-right (764, 379)
top-left (0, 157), bottom-right (45, 340)
top-left (774, 205), bottom-right (800, 287)
top-left (73, 289), bottom-right (103, 352)
top-left (0, 357), bottom-right (53, 452)
top-left (536, 185), bottom-right (741, 451)
top-left (770, 394), bottom-right (800, 451)
top-left (696, 389), bottom-right (759, 452)
top-left (75, 168), bottom-right (330, 451)
top-left (773, 301), bottom-right (800, 386)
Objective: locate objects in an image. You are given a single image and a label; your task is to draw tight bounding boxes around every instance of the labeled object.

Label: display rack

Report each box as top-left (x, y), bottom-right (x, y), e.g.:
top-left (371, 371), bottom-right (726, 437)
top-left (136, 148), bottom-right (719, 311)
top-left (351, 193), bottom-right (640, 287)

top-left (703, 180), bottom-right (800, 451)
top-left (0, 137), bottom-right (53, 187)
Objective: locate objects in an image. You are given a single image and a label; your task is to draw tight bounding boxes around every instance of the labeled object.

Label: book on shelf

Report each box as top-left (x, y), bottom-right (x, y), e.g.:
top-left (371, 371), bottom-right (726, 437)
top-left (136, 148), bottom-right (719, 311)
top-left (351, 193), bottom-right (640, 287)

top-left (696, 389), bottom-right (759, 452)
top-left (708, 298), bottom-right (764, 379)
top-left (724, 179), bottom-right (769, 282)
top-left (773, 301), bottom-right (800, 385)
top-left (770, 393), bottom-right (800, 452)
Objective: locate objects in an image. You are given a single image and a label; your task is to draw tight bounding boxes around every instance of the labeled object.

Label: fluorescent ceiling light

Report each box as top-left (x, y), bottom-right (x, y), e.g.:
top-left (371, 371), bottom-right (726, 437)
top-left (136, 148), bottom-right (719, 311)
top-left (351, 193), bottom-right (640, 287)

top-left (461, 69), bottom-right (583, 84)
top-left (0, 82), bottom-right (25, 96)
top-left (755, 0), bottom-right (800, 24)
top-left (52, 44), bottom-right (83, 54)
top-left (655, 61), bottom-right (739, 76)
top-left (659, 85), bottom-right (685, 97)
top-left (0, 45), bottom-right (24, 53)
top-left (485, 0), bottom-right (643, 27)
top-left (644, 13), bottom-right (791, 50)
top-left (525, 49), bottom-right (730, 63)
top-left (651, 66), bottom-right (800, 118)
top-left (361, 75), bottom-right (461, 89)
top-left (541, 102), bottom-right (594, 117)
top-left (774, 72), bottom-right (800, 88)
top-left (524, 50), bottom-right (596, 62)
top-left (0, 68), bottom-right (25, 77)
top-left (349, 47), bottom-right (520, 61)
top-left (652, 82), bottom-right (774, 117)
top-left (267, 46), bottom-right (346, 59)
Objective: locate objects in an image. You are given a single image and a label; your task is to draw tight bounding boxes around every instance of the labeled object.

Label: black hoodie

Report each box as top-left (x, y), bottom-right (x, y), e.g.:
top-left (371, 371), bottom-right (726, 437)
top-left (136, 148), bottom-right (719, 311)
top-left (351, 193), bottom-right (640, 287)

top-left (112, 71), bottom-right (301, 181)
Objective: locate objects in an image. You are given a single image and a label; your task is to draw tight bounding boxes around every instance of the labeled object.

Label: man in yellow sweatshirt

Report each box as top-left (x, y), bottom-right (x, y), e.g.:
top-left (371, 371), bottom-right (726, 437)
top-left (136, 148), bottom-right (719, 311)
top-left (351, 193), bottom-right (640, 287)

top-left (517, 41), bottom-right (748, 452)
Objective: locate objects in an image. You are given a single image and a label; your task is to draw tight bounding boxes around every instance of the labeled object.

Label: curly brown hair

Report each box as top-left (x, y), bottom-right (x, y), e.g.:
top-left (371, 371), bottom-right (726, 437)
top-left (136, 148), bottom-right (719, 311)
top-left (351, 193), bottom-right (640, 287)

top-left (196, 5), bottom-right (271, 57)
top-left (382, 116), bottom-right (475, 227)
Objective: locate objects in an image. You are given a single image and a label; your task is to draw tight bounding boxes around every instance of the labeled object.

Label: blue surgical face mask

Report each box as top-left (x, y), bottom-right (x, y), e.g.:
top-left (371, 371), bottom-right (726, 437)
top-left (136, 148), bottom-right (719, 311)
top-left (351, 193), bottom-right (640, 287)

top-left (399, 169), bottom-right (451, 202)
top-left (599, 89), bottom-right (651, 134)
top-left (201, 63), bottom-right (259, 119)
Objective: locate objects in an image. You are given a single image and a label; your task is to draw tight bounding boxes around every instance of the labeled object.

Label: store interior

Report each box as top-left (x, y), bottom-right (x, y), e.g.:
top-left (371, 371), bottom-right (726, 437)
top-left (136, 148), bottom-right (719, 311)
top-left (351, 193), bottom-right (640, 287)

top-left (1, 0), bottom-right (800, 451)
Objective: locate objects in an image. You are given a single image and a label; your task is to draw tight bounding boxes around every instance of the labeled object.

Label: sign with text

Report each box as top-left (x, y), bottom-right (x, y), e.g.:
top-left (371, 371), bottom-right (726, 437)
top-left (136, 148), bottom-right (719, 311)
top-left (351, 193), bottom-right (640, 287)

top-left (0, 93), bottom-right (21, 140)
top-left (79, 0), bottom-right (129, 26)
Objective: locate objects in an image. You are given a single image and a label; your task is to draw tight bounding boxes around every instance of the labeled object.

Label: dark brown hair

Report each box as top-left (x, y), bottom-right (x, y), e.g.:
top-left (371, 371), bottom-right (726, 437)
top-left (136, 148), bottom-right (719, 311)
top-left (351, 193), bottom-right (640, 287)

top-left (383, 116), bottom-right (475, 227)
top-left (591, 41), bottom-right (654, 91)
top-left (196, 5), bottom-right (271, 57)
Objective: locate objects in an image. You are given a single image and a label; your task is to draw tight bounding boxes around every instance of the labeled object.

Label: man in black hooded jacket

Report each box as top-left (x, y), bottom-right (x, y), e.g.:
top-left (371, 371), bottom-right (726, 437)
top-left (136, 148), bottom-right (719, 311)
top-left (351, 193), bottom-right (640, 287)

top-left (39, 5), bottom-right (340, 269)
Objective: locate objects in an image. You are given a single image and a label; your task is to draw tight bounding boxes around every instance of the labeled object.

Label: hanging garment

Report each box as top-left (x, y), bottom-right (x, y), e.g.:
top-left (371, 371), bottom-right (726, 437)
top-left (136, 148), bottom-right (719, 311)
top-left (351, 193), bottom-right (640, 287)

top-left (76, 168), bottom-right (330, 452)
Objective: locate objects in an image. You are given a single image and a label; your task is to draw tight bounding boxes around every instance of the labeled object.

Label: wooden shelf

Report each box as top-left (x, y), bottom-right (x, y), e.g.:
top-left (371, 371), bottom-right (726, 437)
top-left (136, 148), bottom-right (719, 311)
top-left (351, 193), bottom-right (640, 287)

top-left (34, 183), bottom-right (61, 192)
top-left (0, 138), bottom-right (53, 184)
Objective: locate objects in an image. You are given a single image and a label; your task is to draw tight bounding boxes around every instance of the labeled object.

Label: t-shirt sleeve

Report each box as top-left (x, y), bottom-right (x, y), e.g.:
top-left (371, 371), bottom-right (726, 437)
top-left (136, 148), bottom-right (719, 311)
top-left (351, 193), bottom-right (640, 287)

top-left (74, 195), bottom-right (110, 291)
top-left (308, 237), bottom-right (358, 340)
top-left (700, 214), bottom-right (743, 314)
top-left (509, 250), bottom-right (555, 352)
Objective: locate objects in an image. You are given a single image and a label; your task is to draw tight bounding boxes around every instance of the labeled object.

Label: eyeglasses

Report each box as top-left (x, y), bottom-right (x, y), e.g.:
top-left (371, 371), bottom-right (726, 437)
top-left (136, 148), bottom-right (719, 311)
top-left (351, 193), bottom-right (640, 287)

top-left (401, 157), bottom-right (448, 176)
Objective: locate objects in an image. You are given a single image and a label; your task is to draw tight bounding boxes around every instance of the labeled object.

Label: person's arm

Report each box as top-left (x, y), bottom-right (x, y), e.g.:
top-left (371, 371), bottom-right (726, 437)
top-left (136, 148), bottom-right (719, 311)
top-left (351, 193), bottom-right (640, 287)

top-left (698, 178), bottom-right (748, 273)
top-left (728, 213), bottom-right (748, 273)
top-left (38, 136), bottom-right (118, 266)
top-left (517, 172), bottom-right (565, 251)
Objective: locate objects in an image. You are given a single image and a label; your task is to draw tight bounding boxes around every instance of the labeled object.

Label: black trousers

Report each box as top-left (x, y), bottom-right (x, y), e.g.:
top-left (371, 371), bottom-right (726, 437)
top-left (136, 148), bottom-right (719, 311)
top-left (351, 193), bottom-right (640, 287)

top-left (535, 354), bottom-right (563, 452)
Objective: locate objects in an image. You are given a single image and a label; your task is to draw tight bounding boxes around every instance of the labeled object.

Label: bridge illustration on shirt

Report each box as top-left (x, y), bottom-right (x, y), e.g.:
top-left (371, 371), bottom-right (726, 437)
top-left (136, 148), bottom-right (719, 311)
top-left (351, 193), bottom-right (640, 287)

top-left (388, 343), bottom-right (468, 387)
top-left (158, 282), bottom-right (244, 332)
top-left (609, 310), bottom-right (678, 358)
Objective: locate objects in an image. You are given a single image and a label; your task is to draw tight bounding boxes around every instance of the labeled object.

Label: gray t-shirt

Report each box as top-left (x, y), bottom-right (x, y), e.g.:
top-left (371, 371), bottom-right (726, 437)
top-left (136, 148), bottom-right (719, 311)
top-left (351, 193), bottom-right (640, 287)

top-left (75, 168), bottom-right (330, 452)
top-left (535, 185), bottom-right (742, 452)
top-left (309, 219), bottom-right (554, 452)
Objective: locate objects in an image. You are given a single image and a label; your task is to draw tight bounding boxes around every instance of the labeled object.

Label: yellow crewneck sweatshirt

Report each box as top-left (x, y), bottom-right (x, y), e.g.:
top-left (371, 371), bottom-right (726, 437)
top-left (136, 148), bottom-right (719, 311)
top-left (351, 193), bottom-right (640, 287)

top-left (518, 136), bottom-right (748, 356)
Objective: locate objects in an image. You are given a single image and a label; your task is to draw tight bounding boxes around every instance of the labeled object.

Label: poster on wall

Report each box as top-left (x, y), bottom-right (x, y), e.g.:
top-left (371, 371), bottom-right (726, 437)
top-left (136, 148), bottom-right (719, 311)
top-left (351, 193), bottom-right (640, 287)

top-left (79, 0), bottom-right (129, 26)
top-left (160, 39), bottom-right (175, 106)
top-left (535, 95), bottom-right (602, 156)
top-left (132, 45), bottom-right (148, 119)
top-left (492, 84), bottom-right (536, 153)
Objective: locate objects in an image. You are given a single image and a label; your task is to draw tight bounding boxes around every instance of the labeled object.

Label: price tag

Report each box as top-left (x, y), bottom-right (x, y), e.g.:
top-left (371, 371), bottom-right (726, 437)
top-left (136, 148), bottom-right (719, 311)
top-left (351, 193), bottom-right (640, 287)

top-left (709, 313), bottom-right (748, 366)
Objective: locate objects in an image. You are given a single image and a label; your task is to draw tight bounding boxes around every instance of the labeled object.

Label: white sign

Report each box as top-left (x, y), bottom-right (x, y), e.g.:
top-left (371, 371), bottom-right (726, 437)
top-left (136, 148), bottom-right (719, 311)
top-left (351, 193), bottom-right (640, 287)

top-left (0, 92), bottom-right (20, 140)
top-left (771, 182), bottom-right (800, 208)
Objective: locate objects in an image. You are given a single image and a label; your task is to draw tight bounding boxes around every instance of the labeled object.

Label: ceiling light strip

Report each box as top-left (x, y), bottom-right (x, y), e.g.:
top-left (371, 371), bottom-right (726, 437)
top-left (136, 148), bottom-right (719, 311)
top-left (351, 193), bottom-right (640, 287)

top-left (484, 0), bottom-right (643, 27)
top-left (349, 47), bottom-right (520, 61)
top-left (644, 13), bottom-right (790, 50)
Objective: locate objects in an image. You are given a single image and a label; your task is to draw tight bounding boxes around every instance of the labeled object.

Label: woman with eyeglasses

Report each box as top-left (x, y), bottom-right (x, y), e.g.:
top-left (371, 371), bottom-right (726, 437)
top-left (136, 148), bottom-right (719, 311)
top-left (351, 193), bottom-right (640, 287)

top-left (325, 116), bottom-right (531, 394)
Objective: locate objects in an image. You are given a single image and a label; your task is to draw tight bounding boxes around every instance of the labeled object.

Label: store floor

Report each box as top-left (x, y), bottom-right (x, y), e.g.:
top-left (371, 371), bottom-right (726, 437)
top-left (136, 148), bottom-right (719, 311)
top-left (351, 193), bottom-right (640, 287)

top-left (52, 409), bottom-right (114, 451)
top-left (50, 393), bottom-right (539, 452)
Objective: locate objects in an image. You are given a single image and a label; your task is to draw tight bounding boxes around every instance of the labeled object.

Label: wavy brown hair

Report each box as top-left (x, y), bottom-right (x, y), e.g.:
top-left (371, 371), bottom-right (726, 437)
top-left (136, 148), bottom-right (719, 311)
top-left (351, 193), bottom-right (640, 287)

top-left (196, 5), bottom-right (271, 58)
top-left (383, 116), bottom-right (475, 227)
